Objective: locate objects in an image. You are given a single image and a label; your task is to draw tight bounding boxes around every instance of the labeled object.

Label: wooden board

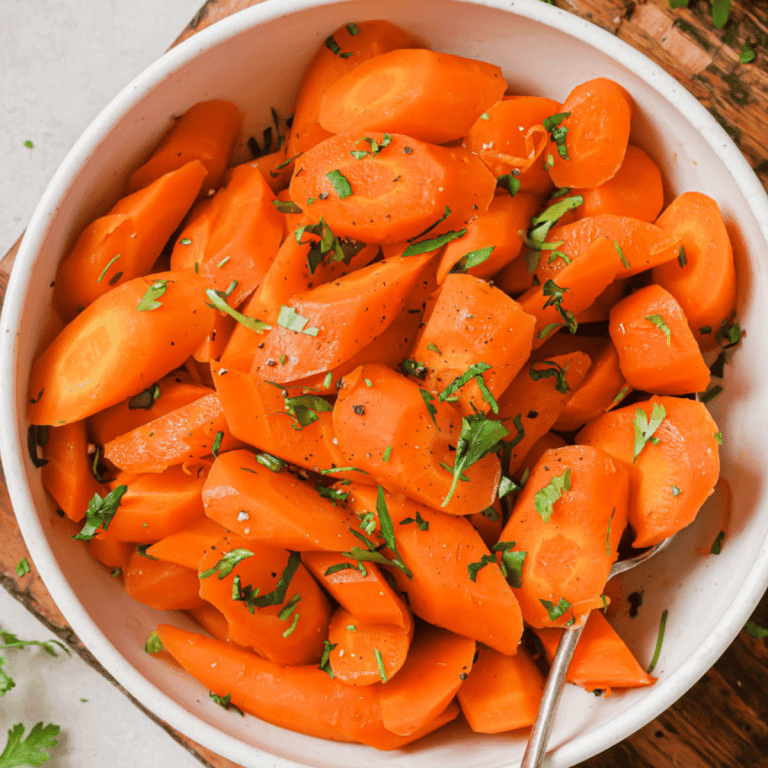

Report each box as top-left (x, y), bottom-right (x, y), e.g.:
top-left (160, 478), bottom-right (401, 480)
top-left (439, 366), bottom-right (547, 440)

top-left (1, 1), bottom-right (767, 766)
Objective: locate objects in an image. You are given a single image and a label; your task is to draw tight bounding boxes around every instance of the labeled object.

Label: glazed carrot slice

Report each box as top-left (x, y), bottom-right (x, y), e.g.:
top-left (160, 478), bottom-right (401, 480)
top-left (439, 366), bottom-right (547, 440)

top-left (87, 538), bottom-right (133, 571)
top-left (347, 484), bottom-right (524, 654)
top-left (249, 251), bottom-right (434, 383)
top-left (197, 535), bottom-right (331, 666)
top-left (334, 364), bottom-right (501, 516)
top-left (318, 49), bottom-right (506, 143)
top-left (571, 145), bottom-right (664, 222)
top-left (224, 150), bottom-right (294, 193)
top-left (500, 445), bottom-right (629, 628)
top-left (378, 625), bottom-right (476, 736)
top-left (145, 517), bottom-right (229, 570)
top-left (102, 392), bottom-right (239, 473)
top-left (168, 198), bottom-right (215, 273)
top-left (123, 548), bottom-right (204, 611)
top-left (495, 351), bottom-right (590, 476)
top-left (287, 20), bottom-right (419, 157)
top-left (457, 645), bottom-right (545, 733)
top-left (546, 78), bottom-right (633, 189)
top-left (28, 270), bottom-right (215, 427)
top-left (651, 191), bottom-right (737, 351)
top-left (54, 160), bottom-right (207, 319)
top-left (410, 273), bottom-right (536, 416)
top-left (128, 99), bottom-right (243, 193)
top-left (576, 395), bottom-right (720, 548)
top-left (201, 449), bottom-right (363, 552)
top-left (609, 284), bottom-right (710, 395)
top-left (301, 551), bottom-right (411, 629)
top-left (289, 132), bottom-right (496, 243)
top-left (188, 602), bottom-right (236, 646)
top-left (211, 368), bottom-right (342, 472)
top-left (327, 606), bottom-right (413, 686)
top-left (574, 277), bottom-right (628, 324)
top-left (462, 96), bottom-right (561, 196)
top-left (435, 193), bottom-right (541, 284)
top-left (534, 610), bottom-right (656, 693)
top-left (95, 465), bottom-right (207, 543)
top-left (40, 420), bottom-right (102, 522)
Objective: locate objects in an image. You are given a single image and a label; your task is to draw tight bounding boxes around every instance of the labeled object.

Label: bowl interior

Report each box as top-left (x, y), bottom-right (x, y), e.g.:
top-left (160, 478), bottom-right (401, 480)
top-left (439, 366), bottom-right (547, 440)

top-left (2, 1), bottom-right (768, 767)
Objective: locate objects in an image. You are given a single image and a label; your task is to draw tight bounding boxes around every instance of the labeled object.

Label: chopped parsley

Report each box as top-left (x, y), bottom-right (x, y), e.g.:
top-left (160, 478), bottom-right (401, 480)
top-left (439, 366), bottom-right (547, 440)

top-left (199, 548), bottom-right (254, 579)
top-left (374, 648), bottom-right (387, 682)
top-left (209, 692), bottom-right (244, 716)
top-left (451, 246), bottom-right (494, 274)
top-left (277, 305), bottom-right (319, 336)
top-left (645, 314), bottom-right (671, 345)
top-left (128, 383), bottom-right (161, 410)
top-left (326, 169), bottom-right (353, 199)
top-left (497, 174), bottom-right (521, 197)
top-left (283, 394), bottom-right (333, 429)
top-left (351, 133), bottom-right (391, 159)
top-left (533, 469), bottom-right (571, 523)
top-left (232, 551), bottom-right (301, 613)
top-left (402, 229), bottom-right (467, 257)
top-left (438, 362), bottom-right (498, 413)
top-left (399, 510), bottom-right (429, 530)
top-left (543, 111), bottom-right (571, 159)
top-left (14, 559), bottom-right (30, 578)
top-left (633, 403), bottom-right (666, 462)
top-left (540, 597), bottom-right (572, 622)
top-left (529, 359), bottom-right (570, 394)
top-left (272, 199), bottom-right (302, 214)
top-left (401, 358), bottom-right (428, 380)
top-left (97, 254), bottom-right (121, 282)
top-left (136, 280), bottom-right (169, 311)
top-left (72, 486), bottom-right (128, 541)
top-left (647, 609), bottom-right (668, 673)
top-left (206, 289), bottom-right (271, 333)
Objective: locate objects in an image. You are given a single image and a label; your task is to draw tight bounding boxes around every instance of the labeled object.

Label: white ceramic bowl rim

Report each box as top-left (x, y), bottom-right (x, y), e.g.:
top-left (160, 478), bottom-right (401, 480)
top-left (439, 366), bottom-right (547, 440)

top-left (2, 1), bottom-right (768, 767)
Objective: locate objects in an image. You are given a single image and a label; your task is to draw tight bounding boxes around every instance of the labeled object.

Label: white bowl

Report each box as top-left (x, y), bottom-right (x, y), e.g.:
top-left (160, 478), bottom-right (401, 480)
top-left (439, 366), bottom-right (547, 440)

top-left (2, 1), bottom-right (768, 766)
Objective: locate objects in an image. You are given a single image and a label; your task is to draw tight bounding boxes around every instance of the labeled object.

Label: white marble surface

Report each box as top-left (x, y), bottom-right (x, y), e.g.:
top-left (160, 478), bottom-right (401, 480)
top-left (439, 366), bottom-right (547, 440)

top-left (0, 1), bottom-right (219, 766)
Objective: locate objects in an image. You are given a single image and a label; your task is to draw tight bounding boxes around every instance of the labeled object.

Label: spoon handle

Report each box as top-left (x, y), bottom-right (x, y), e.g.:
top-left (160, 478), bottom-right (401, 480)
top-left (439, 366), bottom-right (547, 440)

top-left (520, 620), bottom-right (587, 768)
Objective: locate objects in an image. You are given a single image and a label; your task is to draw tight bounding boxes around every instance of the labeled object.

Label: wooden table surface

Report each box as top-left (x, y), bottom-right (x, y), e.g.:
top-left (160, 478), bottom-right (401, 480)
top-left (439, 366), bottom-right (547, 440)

top-left (1, 1), bottom-right (767, 766)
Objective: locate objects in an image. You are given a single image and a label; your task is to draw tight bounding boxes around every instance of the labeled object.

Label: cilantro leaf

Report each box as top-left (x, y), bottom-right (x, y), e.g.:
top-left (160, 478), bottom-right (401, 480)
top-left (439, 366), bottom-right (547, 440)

top-left (72, 486), bottom-right (128, 541)
top-left (14, 559), bottom-right (30, 578)
top-left (294, 218), bottom-right (357, 275)
top-left (533, 469), bottom-right (571, 523)
top-left (136, 280), bottom-right (169, 311)
top-left (633, 403), bottom-right (666, 462)
top-left (0, 722), bottom-right (60, 768)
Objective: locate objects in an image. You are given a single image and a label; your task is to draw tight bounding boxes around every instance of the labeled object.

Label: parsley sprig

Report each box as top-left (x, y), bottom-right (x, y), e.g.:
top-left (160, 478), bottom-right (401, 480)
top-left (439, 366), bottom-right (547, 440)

top-left (633, 403), bottom-right (666, 462)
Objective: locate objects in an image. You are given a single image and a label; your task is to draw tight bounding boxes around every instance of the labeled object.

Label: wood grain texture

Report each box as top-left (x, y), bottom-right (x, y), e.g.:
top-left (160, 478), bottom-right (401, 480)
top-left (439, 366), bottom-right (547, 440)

top-left (1, 1), bottom-right (767, 767)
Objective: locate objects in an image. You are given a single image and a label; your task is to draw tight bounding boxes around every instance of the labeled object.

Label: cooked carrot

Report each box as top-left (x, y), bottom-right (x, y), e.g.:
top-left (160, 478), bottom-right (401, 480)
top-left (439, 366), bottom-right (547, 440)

top-left (576, 395), bottom-right (720, 547)
top-left (516, 431), bottom-right (568, 475)
top-left (652, 191), bottom-right (737, 351)
top-left (28, 270), bottom-right (215, 427)
top-left (435, 193), bottom-right (541, 284)
top-left (495, 351), bottom-right (590, 476)
top-left (500, 445), bottom-right (629, 628)
top-left (327, 606), bottom-right (413, 686)
top-left (378, 624), bottom-right (476, 735)
top-left (123, 548), bottom-right (204, 611)
top-left (468, 500), bottom-right (504, 549)
top-left (224, 149), bottom-right (294, 193)
top-left (347, 484), bottom-right (524, 654)
top-left (87, 538), bottom-right (133, 571)
top-left (289, 132), bottom-right (496, 243)
top-left (249, 251), bottom-right (435, 383)
top-left (146, 517), bottom-right (229, 570)
top-left (462, 96), bottom-right (561, 196)
top-left (609, 284), bottom-right (710, 395)
top-left (287, 20), bottom-right (418, 157)
top-left (40, 420), bottom-right (102, 522)
top-left (169, 198), bottom-right (215, 273)
top-left (318, 49), bottom-right (506, 144)
top-left (128, 99), bottom-right (243, 193)
top-left (334, 364), bottom-right (501, 516)
top-left (102, 392), bottom-right (239, 473)
top-left (55, 161), bottom-right (207, 319)
top-left (301, 551), bottom-right (410, 629)
top-left (534, 610), bottom-right (656, 693)
top-left (457, 645), bottom-right (544, 733)
top-left (410, 273), bottom-right (536, 416)
top-left (574, 277), bottom-right (628, 324)
top-left (571, 145), bottom-right (664, 222)
top-left (201, 449), bottom-right (364, 552)
top-left (188, 602), bottom-right (235, 645)
top-left (95, 465), bottom-right (207, 543)
top-left (546, 78), bottom-right (633, 189)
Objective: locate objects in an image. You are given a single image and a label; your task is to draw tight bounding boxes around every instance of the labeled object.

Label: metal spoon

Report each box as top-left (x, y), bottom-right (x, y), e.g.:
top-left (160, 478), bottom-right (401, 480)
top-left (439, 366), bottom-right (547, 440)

top-left (520, 535), bottom-right (675, 768)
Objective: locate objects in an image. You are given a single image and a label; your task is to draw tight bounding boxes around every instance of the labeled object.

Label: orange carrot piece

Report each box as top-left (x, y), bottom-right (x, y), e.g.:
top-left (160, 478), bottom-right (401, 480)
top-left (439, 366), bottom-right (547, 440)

top-left (224, 150), bottom-right (294, 193)
top-left (28, 270), bottom-right (215, 427)
top-left (347, 484), bottom-right (524, 654)
top-left (54, 161), bottom-right (207, 319)
top-left (468, 500), bottom-right (503, 550)
top-left (123, 548), bottom-right (204, 611)
top-left (495, 351), bottom-right (590, 476)
top-left (652, 191), bottom-right (737, 351)
top-left (378, 625), bottom-right (475, 736)
top-left (500, 445), bottom-right (629, 628)
top-left (609, 284), bottom-right (710, 395)
top-left (287, 20), bottom-right (418, 157)
top-left (462, 96), bottom-right (561, 196)
top-left (145, 517), bottom-right (229, 570)
top-left (516, 432), bottom-right (568, 475)
top-left (201, 449), bottom-right (363, 552)
top-left (576, 395), bottom-right (719, 548)
top-left (534, 610), bottom-right (656, 693)
top-left (197, 535), bottom-right (331, 666)
top-left (571, 145), bottom-right (664, 222)
top-left (435, 193), bottom-right (541, 284)
top-left (546, 78), bottom-right (633, 189)
top-left (128, 100), bottom-right (243, 193)
top-left (574, 277), bottom-right (628, 324)
top-left (95, 465), bottom-right (206, 543)
top-left (40, 420), bottom-right (102, 522)
top-left (211, 368), bottom-right (343, 472)
top-left (301, 551), bottom-right (411, 629)
top-left (318, 49), bottom-right (506, 144)
top-left (169, 198), bottom-right (215, 273)
top-left (102, 392), bottom-right (238, 473)
top-left (249, 251), bottom-right (434, 383)
top-left (327, 606), bottom-right (413, 686)
top-left (87, 538), bottom-right (134, 571)
top-left (334, 364), bottom-right (501, 516)
top-left (289, 132), bottom-right (496, 244)
top-left (410, 273), bottom-right (536, 416)
top-left (188, 602), bottom-right (236, 645)
top-left (457, 644), bottom-right (544, 733)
